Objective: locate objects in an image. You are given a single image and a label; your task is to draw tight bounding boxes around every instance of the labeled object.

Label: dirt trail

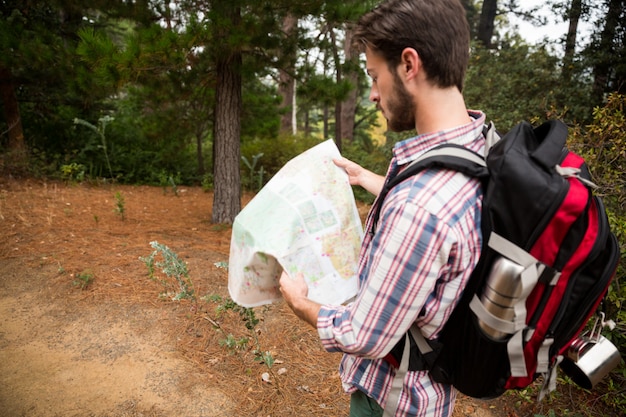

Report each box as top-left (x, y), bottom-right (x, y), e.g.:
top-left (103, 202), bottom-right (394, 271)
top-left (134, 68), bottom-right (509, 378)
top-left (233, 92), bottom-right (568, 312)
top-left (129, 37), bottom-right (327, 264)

top-left (0, 259), bottom-right (233, 417)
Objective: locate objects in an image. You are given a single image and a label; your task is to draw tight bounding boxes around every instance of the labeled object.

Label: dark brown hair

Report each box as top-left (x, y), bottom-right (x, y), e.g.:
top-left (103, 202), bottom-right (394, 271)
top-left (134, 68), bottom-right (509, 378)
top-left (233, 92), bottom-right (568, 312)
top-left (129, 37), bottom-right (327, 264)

top-left (353, 0), bottom-right (470, 92)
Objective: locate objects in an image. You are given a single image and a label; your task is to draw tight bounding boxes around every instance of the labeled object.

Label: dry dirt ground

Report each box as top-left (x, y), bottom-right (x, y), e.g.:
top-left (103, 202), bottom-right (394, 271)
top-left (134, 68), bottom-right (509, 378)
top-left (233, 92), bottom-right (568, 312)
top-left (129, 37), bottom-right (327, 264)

top-left (0, 178), bottom-right (615, 417)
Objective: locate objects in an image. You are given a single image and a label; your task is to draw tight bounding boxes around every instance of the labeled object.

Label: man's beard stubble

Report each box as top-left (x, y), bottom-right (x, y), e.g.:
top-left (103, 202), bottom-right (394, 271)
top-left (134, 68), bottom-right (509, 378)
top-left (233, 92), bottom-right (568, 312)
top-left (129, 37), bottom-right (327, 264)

top-left (385, 72), bottom-right (416, 133)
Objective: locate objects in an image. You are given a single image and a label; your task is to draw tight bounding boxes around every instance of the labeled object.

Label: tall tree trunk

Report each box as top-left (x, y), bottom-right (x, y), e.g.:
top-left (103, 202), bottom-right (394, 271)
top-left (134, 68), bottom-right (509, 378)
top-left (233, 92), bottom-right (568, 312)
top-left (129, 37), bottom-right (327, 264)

top-left (334, 100), bottom-right (342, 151)
top-left (323, 104), bottom-right (329, 140)
top-left (304, 108), bottom-right (310, 137)
top-left (322, 50), bottom-right (330, 141)
top-left (477, 0), bottom-right (498, 48)
top-left (329, 27), bottom-right (342, 151)
top-left (460, 0), bottom-right (479, 38)
top-left (195, 129), bottom-right (205, 177)
top-left (212, 7), bottom-right (242, 224)
top-left (591, 0), bottom-right (622, 105)
top-left (278, 13), bottom-right (298, 135)
top-left (0, 66), bottom-right (27, 163)
top-left (341, 27), bottom-right (359, 148)
top-left (562, 0), bottom-right (582, 82)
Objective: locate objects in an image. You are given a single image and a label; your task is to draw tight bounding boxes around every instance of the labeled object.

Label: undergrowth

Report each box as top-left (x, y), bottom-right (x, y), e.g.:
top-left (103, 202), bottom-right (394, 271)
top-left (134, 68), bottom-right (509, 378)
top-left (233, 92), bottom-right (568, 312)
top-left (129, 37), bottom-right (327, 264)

top-left (204, 292), bottom-right (279, 389)
top-left (139, 241), bottom-right (194, 300)
top-left (139, 245), bottom-right (279, 390)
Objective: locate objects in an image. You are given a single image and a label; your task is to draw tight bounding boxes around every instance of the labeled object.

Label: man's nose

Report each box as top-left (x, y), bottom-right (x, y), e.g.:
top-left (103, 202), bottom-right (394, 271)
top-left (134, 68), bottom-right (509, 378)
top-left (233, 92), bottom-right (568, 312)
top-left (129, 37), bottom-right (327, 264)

top-left (369, 86), bottom-right (379, 103)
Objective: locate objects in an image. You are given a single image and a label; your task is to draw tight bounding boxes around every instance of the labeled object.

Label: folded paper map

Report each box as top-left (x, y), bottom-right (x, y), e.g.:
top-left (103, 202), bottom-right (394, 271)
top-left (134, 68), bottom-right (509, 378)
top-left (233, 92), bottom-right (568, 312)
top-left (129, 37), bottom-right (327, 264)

top-left (228, 139), bottom-right (363, 307)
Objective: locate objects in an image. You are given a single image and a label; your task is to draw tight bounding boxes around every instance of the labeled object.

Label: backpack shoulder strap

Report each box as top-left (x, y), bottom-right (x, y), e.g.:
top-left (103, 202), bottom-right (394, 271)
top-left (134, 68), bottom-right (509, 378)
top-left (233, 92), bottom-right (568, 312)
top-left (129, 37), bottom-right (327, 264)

top-left (370, 144), bottom-right (489, 235)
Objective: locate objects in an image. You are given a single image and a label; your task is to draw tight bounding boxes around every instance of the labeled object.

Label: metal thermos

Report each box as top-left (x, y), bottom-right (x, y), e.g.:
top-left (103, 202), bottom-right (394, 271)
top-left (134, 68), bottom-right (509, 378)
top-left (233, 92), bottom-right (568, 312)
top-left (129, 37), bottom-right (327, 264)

top-left (477, 256), bottom-right (525, 340)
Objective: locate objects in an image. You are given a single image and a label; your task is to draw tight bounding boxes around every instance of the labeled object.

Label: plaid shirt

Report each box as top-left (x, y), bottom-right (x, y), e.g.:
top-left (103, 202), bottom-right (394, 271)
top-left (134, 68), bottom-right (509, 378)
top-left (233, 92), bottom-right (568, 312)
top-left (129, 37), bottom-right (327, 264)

top-left (317, 111), bottom-right (486, 417)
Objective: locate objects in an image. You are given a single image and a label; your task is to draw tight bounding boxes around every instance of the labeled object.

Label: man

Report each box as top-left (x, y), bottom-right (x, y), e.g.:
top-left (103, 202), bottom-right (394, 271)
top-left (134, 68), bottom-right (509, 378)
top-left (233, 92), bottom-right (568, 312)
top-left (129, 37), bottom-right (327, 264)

top-left (279, 0), bottom-right (485, 415)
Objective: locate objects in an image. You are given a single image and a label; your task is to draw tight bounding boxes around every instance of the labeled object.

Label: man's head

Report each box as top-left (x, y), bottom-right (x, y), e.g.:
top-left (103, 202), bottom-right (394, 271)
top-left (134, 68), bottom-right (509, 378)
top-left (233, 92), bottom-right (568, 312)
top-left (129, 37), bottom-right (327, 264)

top-left (353, 0), bottom-right (470, 93)
top-left (364, 46), bottom-right (417, 132)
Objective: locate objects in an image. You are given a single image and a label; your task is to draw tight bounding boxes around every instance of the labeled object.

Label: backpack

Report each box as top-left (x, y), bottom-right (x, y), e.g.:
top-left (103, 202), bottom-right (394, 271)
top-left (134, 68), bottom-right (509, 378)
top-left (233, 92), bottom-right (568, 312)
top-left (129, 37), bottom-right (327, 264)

top-left (374, 120), bottom-right (621, 409)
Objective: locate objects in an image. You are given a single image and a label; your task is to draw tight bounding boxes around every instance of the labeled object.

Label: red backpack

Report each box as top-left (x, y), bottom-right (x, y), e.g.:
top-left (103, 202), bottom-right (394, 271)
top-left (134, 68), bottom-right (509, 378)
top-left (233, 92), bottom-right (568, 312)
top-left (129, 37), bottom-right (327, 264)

top-left (377, 120), bottom-right (621, 409)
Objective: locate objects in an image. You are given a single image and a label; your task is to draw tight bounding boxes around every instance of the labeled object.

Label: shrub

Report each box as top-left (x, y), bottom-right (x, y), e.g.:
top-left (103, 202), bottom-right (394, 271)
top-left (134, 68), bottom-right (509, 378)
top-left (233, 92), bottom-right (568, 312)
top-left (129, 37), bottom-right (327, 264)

top-left (567, 93), bottom-right (626, 401)
top-left (240, 134), bottom-right (324, 190)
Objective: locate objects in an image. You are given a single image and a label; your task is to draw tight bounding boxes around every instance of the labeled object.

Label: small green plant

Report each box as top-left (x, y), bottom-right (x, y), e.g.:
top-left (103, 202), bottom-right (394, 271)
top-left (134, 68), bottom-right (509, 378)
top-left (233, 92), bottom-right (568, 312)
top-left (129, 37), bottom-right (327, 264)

top-left (158, 171), bottom-right (181, 196)
top-left (169, 176), bottom-right (178, 196)
top-left (60, 162), bottom-right (86, 183)
top-left (201, 172), bottom-right (213, 192)
top-left (206, 292), bottom-right (278, 387)
top-left (142, 250), bottom-right (156, 279)
top-left (139, 241), bottom-right (194, 301)
top-left (513, 385), bottom-right (536, 405)
top-left (219, 333), bottom-right (249, 353)
top-left (73, 116), bottom-right (114, 179)
top-left (241, 153), bottom-right (264, 191)
top-left (114, 191), bottom-right (125, 220)
top-left (214, 261), bottom-right (228, 270)
top-left (72, 271), bottom-right (94, 289)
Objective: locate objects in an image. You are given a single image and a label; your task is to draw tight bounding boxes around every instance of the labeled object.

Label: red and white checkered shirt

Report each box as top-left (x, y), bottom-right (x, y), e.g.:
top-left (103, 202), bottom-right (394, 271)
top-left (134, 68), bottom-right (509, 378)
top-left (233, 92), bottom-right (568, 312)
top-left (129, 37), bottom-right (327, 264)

top-left (318, 111), bottom-right (486, 417)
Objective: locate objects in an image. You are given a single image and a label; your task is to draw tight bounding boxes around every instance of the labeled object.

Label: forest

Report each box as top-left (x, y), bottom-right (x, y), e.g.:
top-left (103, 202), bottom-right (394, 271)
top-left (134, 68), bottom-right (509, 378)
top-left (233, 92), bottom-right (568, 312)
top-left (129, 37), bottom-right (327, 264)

top-left (1, 0), bottom-right (625, 412)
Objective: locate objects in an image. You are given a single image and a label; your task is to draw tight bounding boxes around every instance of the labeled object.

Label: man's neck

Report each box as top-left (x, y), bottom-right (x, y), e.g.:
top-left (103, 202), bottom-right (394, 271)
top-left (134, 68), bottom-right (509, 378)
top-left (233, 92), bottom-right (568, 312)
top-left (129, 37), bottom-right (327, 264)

top-left (414, 86), bottom-right (470, 135)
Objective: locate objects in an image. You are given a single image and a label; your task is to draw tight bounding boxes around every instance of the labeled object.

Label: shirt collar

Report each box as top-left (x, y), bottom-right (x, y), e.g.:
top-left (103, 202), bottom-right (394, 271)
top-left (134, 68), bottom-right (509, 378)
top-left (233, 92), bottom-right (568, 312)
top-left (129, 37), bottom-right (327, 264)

top-left (392, 110), bottom-right (486, 166)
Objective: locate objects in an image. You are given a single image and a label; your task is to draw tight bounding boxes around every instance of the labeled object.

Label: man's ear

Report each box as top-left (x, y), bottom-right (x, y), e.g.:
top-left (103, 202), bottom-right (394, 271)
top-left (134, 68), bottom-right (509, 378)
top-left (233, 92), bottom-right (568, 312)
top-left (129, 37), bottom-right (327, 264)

top-left (400, 47), bottom-right (420, 80)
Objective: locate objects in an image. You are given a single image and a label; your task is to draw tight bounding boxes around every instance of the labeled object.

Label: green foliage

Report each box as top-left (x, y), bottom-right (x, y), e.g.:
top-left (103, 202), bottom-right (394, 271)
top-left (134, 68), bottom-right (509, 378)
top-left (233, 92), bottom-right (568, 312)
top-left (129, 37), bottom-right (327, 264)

top-left (113, 191), bottom-right (125, 220)
top-left (297, 72), bottom-right (353, 108)
top-left (241, 74), bottom-right (282, 140)
top-left (0, 2), bottom-right (117, 171)
top-left (60, 163), bottom-right (86, 183)
top-left (206, 292), bottom-right (277, 383)
top-left (566, 93), bottom-right (626, 396)
top-left (240, 133), bottom-right (391, 200)
top-left (201, 172), bottom-right (214, 192)
top-left (73, 9), bottom-right (212, 185)
top-left (139, 241), bottom-right (195, 301)
top-left (465, 40), bottom-right (593, 131)
top-left (241, 153), bottom-right (265, 192)
top-left (219, 333), bottom-right (249, 353)
top-left (75, 27), bottom-right (125, 90)
top-left (105, 89), bottom-right (202, 185)
top-left (580, 4), bottom-right (626, 107)
top-left (73, 116), bottom-right (115, 179)
top-left (341, 140), bottom-right (392, 204)
top-left (158, 171), bottom-right (182, 196)
top-left (601, 372), bottom-right (626, 412)
top-left (72, 271), bottom-right (94, 290)
top-left (241, 133), bottom-right (390, 204)
top-left (4, 0), bottom-right (622, 193)
top-left (240, 134), bottom-right (324, 187)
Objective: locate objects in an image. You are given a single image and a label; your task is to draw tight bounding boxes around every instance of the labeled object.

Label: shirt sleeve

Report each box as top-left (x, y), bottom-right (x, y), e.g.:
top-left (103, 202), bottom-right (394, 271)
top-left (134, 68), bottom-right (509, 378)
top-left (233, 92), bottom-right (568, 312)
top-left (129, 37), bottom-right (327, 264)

top-left (317, 192), bottom-right (459, 358)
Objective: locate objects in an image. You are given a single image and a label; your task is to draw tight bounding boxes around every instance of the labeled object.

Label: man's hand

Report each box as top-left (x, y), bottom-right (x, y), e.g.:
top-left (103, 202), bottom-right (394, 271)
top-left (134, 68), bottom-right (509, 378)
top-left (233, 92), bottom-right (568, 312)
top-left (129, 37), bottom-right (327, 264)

top-left (279, 270), bottom-right (321, 328)
top-left (334, 157), bottom-right (385, 196)
top-left (279, 270), bottom-right (309, 302)
top-left (333, 157), bottom-right (367, 187)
